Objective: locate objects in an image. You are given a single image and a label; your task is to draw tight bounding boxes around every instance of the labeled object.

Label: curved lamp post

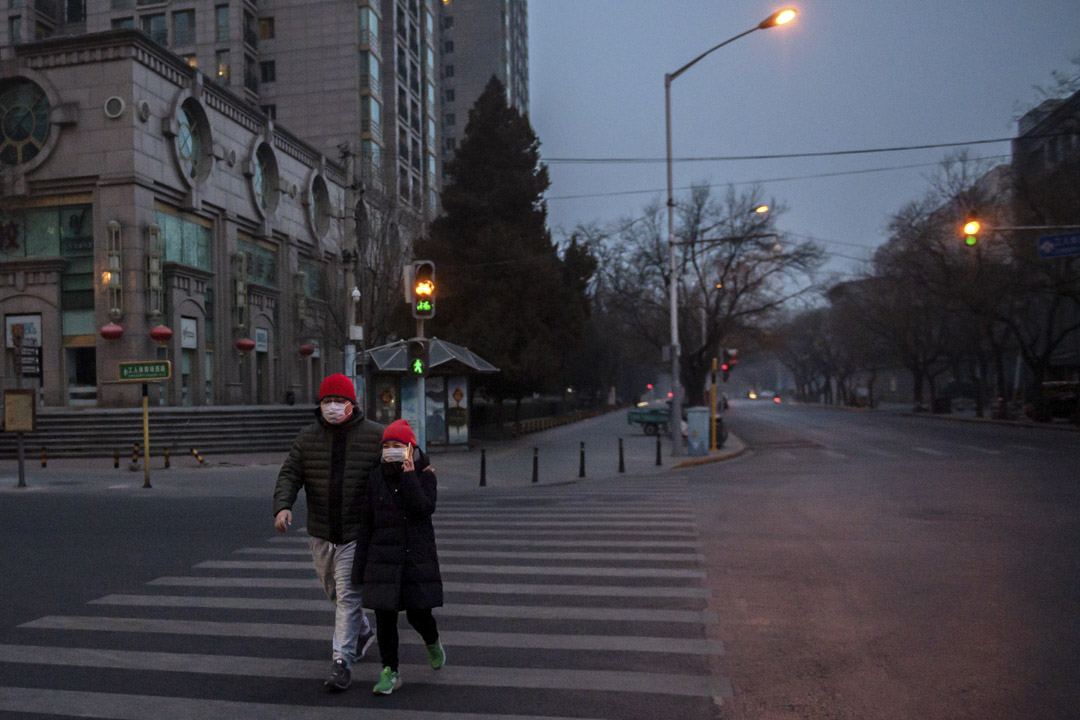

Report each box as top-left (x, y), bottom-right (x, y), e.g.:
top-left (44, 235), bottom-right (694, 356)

top-left (664, 7), bottom-right (796, 454)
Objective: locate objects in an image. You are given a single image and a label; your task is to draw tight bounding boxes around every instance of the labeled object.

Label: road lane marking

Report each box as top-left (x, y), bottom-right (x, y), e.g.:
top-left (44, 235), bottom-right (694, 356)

top-left (235, 548), bottom-right (703, 563)
top-left (88, 595), bottom-right (716, 624)
top-left (863, 447), bottom-right (899, 458)
top-left (960, 445), bottom-right (1001, 455)
top-left (17, 619), bottom-right (725, 654)
top-left (434, 520), bottom-right (696, 529)
top-left (193, 560), bottom-right (706, 578)
top-left (250, 538), bottom-right (703, 551)
top-left (147, 576), bottom-right (713, 598)
top-left (270, 528), bottom-right (700, 540)
top-left (0, 685), bottom-right (655, 717)
top-left (436, 511), bottom-right (696, 520)
top-left (0, 650), bottom-right (723, 697)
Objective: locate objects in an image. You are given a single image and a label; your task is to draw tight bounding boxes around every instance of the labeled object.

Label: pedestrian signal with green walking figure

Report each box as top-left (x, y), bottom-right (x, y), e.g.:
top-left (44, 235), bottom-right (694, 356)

top-left (273, 373), bottom-right (384, 691)
top-left (352, 419), bottom-right (446, 695)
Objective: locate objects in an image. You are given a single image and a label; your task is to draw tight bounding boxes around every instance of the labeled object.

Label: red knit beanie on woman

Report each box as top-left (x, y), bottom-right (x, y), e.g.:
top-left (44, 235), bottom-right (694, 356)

top-left (318, 373), bottom-right (356, 403)
top-left (382, 419), bottom-right (417, 446)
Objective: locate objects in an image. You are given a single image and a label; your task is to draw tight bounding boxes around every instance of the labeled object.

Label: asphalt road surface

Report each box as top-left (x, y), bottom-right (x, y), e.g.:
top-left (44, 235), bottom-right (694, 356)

top-left (700, 400), bottom-right (1080, 720)
top-left (0, 401), bottom-right (1077, 719)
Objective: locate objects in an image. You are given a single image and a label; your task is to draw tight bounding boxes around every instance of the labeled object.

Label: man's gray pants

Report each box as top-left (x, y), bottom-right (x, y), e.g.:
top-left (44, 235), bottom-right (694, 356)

top-left (309, 537), bottom-right (372, 667)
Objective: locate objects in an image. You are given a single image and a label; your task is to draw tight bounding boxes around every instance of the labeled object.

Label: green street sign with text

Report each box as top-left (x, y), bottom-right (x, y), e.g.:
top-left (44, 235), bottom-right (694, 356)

top-left (118, 360), bottom-right (172, 382)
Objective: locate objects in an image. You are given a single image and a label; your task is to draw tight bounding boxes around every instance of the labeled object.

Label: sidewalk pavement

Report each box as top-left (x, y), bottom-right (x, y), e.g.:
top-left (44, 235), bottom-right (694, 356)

top-left (1, 409), bottom-right (746, 494)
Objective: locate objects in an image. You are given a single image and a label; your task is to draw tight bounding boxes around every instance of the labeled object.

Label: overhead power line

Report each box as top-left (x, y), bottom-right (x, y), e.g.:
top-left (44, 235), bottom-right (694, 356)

top-left (544, 154), bottom-right (1012, 202)
top-left (541, 131), bottom-right (1074, 165)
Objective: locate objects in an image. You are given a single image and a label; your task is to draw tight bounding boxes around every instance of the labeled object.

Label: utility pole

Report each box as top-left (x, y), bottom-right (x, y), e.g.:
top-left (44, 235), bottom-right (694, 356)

top-left (340, 142), bottom-right (362, 401)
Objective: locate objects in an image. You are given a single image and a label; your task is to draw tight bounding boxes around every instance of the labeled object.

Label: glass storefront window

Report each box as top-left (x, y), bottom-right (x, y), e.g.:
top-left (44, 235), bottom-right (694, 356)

top-left (300, 260), bottom-right (322, 299)
top-left (157, 209), bottom-right (212, 272)
top-left (238, 238), bottom-right (277, 287)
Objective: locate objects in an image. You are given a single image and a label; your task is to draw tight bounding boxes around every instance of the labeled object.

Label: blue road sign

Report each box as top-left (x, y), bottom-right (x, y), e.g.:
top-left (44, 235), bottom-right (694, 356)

top-left (1037, 232), bottom-right (1080, 260)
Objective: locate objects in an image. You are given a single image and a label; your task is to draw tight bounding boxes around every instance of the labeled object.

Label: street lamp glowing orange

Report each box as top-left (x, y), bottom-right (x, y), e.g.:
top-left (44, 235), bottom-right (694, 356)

top-left (754, 205), bottom-right (769, 214)
top-left (760, 8), bottom-right (797, 28)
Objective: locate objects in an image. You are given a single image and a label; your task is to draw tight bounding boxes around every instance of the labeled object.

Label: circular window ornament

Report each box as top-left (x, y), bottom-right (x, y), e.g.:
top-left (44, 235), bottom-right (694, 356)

top-left (168, 96), bottom-right (213, 186)
top-left (104, 96), bottom-right (125, 119)
top-left (0, 79), bottom-right (51, 167)
top-left (307, 174), bottom-right (331, 239)
top-left (248, 141), bottom-right (280, 217)
top-left (136, 99), bottom-right (151, 123)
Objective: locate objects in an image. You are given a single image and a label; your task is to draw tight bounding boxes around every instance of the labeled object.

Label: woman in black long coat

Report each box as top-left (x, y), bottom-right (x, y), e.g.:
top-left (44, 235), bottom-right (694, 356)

top-left (352, 419), bottom-right (445, 695)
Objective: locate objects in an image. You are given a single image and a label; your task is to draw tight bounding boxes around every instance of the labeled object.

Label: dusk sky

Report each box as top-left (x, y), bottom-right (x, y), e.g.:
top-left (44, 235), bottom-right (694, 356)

top-left (527, 0), bottom-right (1080, 278)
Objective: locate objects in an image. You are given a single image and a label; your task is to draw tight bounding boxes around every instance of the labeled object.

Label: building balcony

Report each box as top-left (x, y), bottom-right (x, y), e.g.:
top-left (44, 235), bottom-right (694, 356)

top-left (361, 120), bottom-right (382, 139)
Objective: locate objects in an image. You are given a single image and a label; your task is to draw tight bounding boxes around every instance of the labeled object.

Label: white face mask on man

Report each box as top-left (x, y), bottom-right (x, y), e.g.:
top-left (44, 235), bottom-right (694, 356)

top-left (321, 401), bottom-right (351, 424)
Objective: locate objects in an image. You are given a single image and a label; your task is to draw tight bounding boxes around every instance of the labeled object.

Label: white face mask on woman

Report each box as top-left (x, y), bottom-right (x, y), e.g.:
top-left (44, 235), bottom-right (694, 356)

top-left (321, 401), bottom-right (351, 424)
top-left (382, 447), bottom-right (409, 463)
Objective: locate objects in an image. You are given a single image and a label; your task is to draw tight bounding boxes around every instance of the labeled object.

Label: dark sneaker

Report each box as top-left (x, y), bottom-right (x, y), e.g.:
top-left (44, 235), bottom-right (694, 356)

top-left (324, 658), bottom-right (351, 691)
top-left (373, 666), bottom-right (402, 695)
top-left (357, 627), bottom-right (376, 660)
top-left (426, 641), bottom-right (446, 670)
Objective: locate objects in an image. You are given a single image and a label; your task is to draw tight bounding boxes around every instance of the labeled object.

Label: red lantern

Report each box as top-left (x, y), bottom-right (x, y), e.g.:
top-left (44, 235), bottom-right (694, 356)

top-left (299, 344), bottom-right (314, 357)
top-left (149, 325), bottom-right (173, 345)
top-left (100, 323), bottom-right (124, 340)
top-left (236, 337), bottom-right (256, 353)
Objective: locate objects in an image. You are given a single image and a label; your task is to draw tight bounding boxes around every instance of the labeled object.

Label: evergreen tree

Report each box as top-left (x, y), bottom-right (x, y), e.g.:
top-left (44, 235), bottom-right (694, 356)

top-left (418, 77), bottom-right (589, 405)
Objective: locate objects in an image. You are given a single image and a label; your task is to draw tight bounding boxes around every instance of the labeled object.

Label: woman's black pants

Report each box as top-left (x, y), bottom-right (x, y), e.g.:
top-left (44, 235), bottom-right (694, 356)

top-left (374, 608), bottom-right (439, 671)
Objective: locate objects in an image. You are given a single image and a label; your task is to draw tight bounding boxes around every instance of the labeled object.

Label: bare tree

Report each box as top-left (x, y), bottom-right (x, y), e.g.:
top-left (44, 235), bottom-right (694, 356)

top-left (592, 185), bottom-right (823, 405)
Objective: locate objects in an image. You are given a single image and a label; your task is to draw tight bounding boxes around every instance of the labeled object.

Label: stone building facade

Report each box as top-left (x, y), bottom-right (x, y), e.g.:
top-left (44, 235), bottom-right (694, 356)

top-left (0, 30), bottom-right (350, 407)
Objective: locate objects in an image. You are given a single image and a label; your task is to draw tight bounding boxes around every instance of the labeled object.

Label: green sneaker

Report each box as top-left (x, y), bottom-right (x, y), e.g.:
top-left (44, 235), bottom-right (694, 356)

top-left (373, 666), bottom-right (401, 695)
top-left (426, 641), bottom-right (446, 670)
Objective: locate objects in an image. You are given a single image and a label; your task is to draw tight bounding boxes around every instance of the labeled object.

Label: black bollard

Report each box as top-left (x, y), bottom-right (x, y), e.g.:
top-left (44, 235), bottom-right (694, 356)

top-left (191, 448), bottom-right (205, 465)
top-left (655, 434), bottom-right (662, 466)
top-left (531, 447), bottom-right (539, 483)
top-left (579, 441), bottom-right (585, 478)
top-left (113, 448), bottom-right (119, 469)
top-left (164, 448), bottom-right (171, 469)
top-left (479, 448), bottom-right (487, 487)
top-left (40, 449), bottom-right (46, 468)
top-left (618, 437), bottom-right (625, 473)
top-left (132, 443), bottom-right (139, 465)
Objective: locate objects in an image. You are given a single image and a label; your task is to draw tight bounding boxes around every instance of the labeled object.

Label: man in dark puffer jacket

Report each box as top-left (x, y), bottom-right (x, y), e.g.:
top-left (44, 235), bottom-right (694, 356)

top-left (273, 373), bottom-right (384, 691)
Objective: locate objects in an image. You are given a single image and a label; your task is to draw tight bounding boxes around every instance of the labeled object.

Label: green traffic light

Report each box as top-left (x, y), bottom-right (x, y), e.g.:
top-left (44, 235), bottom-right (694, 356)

top-left (965, 235), bottom-right (978, 246)
top-left (411, 358), bottom-right (424, 374)
top-left (416, 300), bottom-right (432, 312)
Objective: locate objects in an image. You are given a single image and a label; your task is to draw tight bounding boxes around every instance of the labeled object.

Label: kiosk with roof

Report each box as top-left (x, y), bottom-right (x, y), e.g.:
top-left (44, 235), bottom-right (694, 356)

top-left (362, 337), bottom-right (498, 452)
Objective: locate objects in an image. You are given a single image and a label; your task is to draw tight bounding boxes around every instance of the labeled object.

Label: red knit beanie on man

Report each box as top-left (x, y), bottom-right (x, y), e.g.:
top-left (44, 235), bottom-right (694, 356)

top-left (382, 419), bottom-right (417, 446)
top-left (318, 373), bottom-right (356, 403)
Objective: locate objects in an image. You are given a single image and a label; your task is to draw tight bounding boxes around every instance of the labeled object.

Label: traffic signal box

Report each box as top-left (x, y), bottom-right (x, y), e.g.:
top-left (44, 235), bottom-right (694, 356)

top-left (412, 260), bottom-right (436, 319)
top-left (962, 220), bottom-right (981, 247)
top-left (722, 348), bottom-right (739, 382)
top-left (406, 338), bottom-right (429, 378)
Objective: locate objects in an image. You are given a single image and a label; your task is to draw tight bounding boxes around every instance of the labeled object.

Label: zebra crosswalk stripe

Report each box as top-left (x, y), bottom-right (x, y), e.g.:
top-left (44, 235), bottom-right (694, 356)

top-left (148, 576), bottom-right (713, 598)
top-left (87, 594), bottom-right (718, 624)
top-left (0, 686), bottom-right (613, 720)
top-left (0, 646), bottom-right (724, 698)
top-left (19, 617), bottom-right (725, 654)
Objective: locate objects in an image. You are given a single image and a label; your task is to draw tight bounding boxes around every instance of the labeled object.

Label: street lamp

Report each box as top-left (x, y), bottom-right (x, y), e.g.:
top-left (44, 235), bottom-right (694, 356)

top-left (664, 7), bottom-right (796, 455)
